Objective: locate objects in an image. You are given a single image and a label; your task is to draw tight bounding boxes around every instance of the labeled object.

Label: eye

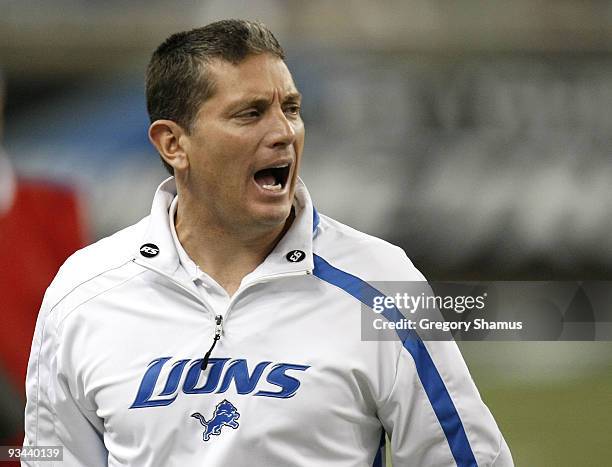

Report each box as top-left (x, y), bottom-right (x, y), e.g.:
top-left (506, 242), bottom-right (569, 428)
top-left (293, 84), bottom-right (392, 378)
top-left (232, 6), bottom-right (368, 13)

top-left (236, 109), bottom-right (261, 119)
top-left (284, 104), bottom-right (301, 116)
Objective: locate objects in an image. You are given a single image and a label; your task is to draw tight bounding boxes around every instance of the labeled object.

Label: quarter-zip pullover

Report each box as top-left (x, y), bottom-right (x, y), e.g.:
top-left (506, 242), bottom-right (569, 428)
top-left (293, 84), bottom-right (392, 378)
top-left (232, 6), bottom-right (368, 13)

top-left (24, 177), bottom-right (512, 467)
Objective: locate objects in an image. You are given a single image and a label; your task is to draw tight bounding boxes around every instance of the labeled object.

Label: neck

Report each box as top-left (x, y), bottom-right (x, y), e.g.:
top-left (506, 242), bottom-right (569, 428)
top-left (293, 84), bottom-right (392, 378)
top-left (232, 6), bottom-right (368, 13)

top-left (174, 194), bottom-right (293, 297)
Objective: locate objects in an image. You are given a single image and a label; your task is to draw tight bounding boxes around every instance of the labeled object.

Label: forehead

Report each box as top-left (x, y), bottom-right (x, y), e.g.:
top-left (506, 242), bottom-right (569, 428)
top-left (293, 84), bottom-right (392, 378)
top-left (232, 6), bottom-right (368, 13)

top-left (205, 54), bottom-right (299, 105)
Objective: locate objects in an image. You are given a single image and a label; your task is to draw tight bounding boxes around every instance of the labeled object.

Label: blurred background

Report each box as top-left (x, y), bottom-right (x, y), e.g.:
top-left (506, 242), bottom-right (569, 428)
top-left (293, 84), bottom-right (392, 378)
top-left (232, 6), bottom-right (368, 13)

top-left (1, 1), bottom-right (612, 465)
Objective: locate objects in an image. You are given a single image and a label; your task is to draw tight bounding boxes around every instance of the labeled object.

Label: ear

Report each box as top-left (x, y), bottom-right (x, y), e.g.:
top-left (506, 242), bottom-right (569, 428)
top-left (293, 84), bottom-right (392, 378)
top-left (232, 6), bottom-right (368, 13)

top-left (148, 120), bottom-right (190, 172)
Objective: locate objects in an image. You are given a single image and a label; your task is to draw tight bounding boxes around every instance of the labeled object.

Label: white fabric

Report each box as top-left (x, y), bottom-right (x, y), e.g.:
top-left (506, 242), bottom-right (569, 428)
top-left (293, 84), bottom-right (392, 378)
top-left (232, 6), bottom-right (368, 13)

top-left (24, 177), bottom-right (513, 467)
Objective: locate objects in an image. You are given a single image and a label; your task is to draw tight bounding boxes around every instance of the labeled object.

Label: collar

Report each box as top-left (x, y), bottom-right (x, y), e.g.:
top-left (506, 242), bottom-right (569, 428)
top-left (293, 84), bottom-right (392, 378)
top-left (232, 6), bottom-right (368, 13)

top-left (135, 177), bottom-right (320, 283)
top-left (0, 149), bottom-right (16, 216)
top-left (168, 195), bottom-right (202, 282)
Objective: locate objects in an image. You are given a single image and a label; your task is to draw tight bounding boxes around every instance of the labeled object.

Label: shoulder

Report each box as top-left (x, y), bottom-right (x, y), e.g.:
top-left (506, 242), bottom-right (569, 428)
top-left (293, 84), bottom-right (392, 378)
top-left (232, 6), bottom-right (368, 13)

top-left (313, 212), bottom-right (425, 282)
top-left (41, 216), bottom-right (149, 319)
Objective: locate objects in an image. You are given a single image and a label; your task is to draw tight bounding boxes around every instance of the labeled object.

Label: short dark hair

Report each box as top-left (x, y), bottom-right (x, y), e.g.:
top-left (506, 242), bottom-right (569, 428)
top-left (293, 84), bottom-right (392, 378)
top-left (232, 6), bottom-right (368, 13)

top-left (146, 19), bottom-right (285, 174)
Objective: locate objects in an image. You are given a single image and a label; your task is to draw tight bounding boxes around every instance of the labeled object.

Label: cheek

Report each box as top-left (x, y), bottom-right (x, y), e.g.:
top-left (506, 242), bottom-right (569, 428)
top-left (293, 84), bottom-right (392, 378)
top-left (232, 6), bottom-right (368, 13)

top-left (195, 135), bottom-right (255, 191)
top-left (210, 124), bottom-right (260, 156)
top-left (191, 129), bottom-right (238, 168)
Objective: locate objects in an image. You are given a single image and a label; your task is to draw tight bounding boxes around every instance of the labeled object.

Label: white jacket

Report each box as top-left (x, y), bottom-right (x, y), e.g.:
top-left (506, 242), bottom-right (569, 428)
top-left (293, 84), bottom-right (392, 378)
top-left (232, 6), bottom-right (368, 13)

top-left (24, 178), bottom-right (513, 467)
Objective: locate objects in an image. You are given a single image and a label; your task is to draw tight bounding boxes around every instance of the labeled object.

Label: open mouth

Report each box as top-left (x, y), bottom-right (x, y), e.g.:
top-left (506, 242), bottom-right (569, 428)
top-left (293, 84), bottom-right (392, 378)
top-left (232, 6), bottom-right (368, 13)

top-left (253, 163), bottom-right (291, 192)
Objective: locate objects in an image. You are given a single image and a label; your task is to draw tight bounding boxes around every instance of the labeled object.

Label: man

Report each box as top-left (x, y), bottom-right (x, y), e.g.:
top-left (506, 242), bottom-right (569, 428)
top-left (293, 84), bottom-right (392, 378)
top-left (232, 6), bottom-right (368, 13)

top-left (24, 20), bottom-right (512, 466)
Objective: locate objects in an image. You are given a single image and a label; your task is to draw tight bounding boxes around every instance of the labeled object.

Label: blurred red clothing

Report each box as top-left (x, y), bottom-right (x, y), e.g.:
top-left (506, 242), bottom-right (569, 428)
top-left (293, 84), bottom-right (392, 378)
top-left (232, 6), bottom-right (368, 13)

top-left (0, 177), bottom-right (87, 387)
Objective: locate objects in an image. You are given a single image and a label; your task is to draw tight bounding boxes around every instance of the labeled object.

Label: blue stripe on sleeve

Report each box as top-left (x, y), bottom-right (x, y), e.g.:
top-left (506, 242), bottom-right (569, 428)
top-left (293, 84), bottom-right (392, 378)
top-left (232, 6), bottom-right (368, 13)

top-left (312, 253), bottom-right (477, 467)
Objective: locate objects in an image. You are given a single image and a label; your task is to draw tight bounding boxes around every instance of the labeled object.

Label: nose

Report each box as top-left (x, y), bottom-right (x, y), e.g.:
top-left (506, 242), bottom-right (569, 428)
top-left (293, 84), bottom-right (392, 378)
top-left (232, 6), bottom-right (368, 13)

top-left (266, 107), bottom-right (296, 149)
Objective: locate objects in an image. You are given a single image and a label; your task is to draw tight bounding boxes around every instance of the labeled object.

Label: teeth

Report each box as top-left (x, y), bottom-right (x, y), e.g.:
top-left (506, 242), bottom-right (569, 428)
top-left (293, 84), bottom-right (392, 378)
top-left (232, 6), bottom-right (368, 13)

top-left (262, 183), bottom-right (282, 191)
top-left (270, 163), bottom-right (289, 169)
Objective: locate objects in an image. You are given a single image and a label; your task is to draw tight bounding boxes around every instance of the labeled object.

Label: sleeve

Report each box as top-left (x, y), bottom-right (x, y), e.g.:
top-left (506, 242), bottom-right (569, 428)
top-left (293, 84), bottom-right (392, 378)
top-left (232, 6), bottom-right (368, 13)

top-left (377, 338), bottom-right (514, 466)
top-left (23, 290), bottom-right (108, 467)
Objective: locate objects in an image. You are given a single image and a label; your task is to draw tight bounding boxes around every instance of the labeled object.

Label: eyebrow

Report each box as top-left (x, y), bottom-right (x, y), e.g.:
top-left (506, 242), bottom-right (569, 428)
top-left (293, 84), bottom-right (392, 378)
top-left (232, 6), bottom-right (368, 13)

top-left (234, 91), bottom-right (302, 109)
top-left (283, 92), bottom-right (302, 102)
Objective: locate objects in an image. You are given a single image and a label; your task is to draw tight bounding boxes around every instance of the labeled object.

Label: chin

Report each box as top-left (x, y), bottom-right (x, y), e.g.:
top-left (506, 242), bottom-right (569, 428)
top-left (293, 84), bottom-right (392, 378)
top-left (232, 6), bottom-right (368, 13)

top-left (250, 202), bottom-right (293, 229)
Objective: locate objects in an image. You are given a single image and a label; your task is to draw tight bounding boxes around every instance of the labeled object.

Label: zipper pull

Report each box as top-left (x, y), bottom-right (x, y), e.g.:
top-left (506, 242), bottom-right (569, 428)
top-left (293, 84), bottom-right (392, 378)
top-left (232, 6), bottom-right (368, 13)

top-left (201, 315), bottom-right (223, 371)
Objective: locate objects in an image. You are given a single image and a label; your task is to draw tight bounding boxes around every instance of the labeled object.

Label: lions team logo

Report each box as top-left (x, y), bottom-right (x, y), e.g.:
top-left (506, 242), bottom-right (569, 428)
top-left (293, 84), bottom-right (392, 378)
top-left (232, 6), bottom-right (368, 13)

top-left (129, 357), bottom-right (310, 409)
top-left (191, 399), bottom-right (240, 442)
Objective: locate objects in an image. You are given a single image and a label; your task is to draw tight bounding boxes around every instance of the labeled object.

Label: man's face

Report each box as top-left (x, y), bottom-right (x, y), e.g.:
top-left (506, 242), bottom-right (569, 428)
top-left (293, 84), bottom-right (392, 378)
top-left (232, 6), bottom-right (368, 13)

top-left (181, 53), bottom-right (304, 233)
